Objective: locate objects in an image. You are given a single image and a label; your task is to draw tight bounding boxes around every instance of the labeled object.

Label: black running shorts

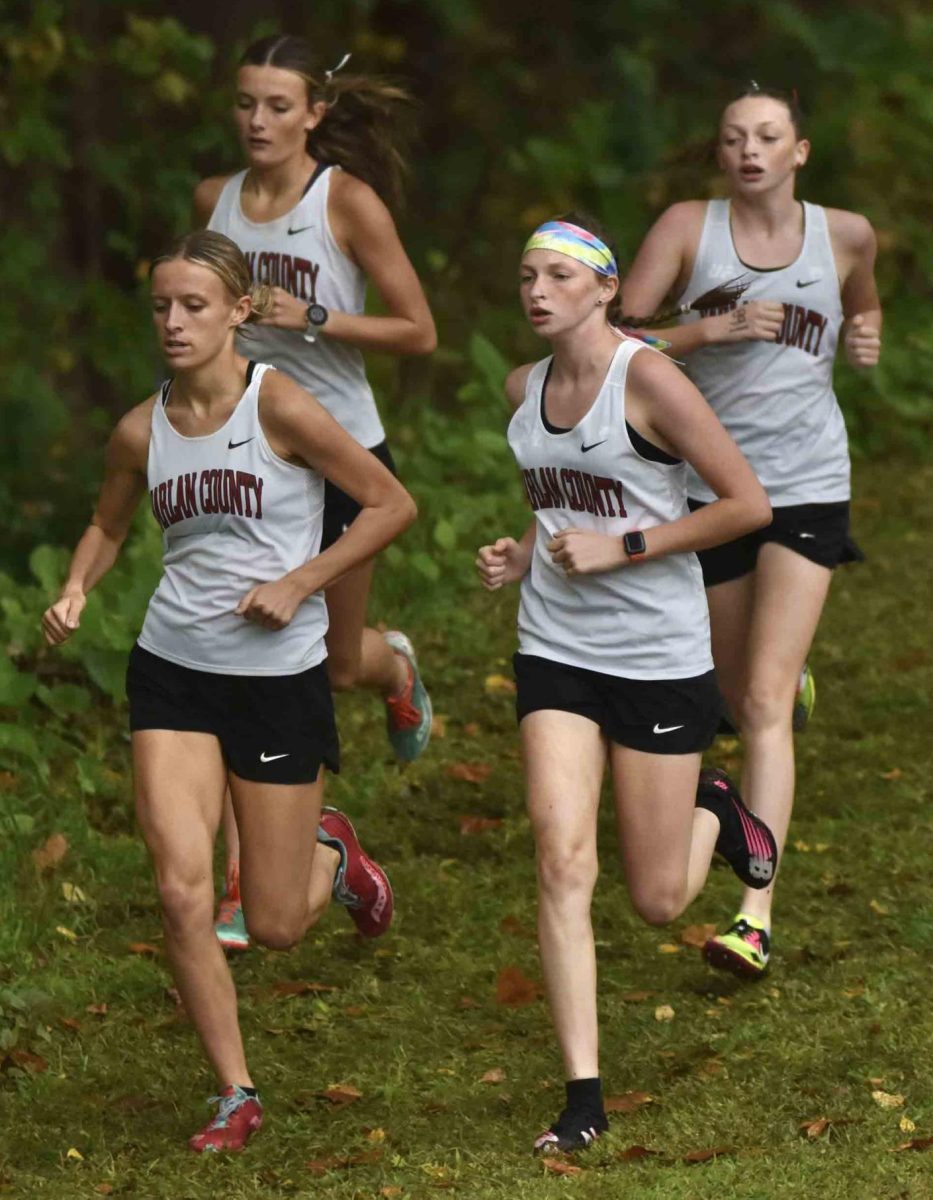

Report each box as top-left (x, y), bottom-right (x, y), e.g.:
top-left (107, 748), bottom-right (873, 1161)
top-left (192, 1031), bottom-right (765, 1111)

top-left (513, 652), bottom-right (722, 755)
top-left (687, 499), bottom-right (863, 588)
top-left (321, 440), bottom-right (397, 553)
top-left (126, 644), bottom-right (339, 783)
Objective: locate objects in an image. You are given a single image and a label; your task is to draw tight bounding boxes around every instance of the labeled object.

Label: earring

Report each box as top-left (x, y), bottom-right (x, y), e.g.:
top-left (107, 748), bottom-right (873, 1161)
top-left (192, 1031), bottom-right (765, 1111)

top-left (596, 299), bottom-right (604, 306)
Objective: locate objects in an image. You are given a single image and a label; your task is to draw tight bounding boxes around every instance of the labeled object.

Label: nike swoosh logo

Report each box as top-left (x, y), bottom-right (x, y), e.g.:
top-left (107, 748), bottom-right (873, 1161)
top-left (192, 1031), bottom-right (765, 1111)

top-left (581, 440), bottom-right (607, 453)
top-left (653, 723), bottom-right (685, 734)
top-left (797, 532), bottom-right (816, 539)
top-left (228, 438), bottom-right (254, 449)
top-left (260, 752), bottom-right (290, 762)
top-left (287, 224), bottom-right (315, 235)
top-left (796, 279), bottom-right (819, 288)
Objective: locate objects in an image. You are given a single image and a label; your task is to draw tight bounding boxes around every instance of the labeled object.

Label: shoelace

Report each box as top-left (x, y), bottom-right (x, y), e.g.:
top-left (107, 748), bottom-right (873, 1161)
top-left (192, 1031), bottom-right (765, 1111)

top-left (204, 1088), bottom-right (250, 1130)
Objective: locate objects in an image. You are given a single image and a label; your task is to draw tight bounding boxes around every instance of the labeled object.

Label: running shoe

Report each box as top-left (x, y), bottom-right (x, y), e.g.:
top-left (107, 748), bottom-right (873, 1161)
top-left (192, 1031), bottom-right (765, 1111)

top-left (383, 630), bottom-right (432, 762)
top-left (533, 1106), bottom-right (609, 1155)
top-left (792, 664), bottom-right (816, 733)
top-left (703, 913), bottom-right (771, 978)
top-left (696, 767), bottom-right (778, 889)
top-left (188, 1085), bottom-right (263, 1153)
top-left (318, 807), bottom-right (394, 938)
top-left (215, 866), bottom-right (250, 952)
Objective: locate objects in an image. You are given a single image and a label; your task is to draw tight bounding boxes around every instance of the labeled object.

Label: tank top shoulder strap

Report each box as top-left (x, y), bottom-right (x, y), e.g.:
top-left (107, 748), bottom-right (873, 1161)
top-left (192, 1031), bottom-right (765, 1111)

top-left (521, 357), bottom-right (553, 413)
top-left (207, 170), bottom-right (248, 228)
top-left (801, 201), bottom-right (837, 272)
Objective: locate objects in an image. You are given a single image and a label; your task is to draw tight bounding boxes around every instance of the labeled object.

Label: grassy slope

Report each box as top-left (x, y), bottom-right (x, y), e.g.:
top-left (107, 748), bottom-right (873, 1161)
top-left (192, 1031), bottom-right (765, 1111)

top-left (1, 458), bottom-right (932, 1200)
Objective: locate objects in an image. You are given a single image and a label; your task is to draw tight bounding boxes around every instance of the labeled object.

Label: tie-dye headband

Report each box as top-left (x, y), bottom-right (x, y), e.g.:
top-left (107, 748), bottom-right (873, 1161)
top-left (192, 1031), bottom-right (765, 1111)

top-left (523, 220), bottom-right (618, 277)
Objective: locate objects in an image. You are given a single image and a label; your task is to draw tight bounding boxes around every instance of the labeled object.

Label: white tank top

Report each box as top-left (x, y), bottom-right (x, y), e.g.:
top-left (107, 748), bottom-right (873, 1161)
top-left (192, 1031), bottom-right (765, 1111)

top-left (507, 339), bottom-right (712, 681)
top-left (138, 363), bottom-right (328, 676)
top-left (678, 200), bottom-right (847, 505)
top-left (207, 166), bottom-right (385, 449)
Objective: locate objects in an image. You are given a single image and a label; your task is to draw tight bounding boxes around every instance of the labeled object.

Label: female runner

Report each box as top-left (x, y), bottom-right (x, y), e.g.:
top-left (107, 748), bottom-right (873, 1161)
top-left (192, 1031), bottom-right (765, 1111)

top-left (622, 85), bottom-right (882, 977)
top-left (477, 215), bottom-right (776, 1152)
top-left (193, 34), bottom-right (436, 948)
top-left (42, 231), bottom-right (416, 1151)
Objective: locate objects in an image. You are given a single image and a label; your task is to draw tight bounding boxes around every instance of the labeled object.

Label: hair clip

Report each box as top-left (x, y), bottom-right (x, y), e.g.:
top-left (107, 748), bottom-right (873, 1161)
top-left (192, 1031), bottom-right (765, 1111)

top-left (325, 52), bottom-right (352, 82)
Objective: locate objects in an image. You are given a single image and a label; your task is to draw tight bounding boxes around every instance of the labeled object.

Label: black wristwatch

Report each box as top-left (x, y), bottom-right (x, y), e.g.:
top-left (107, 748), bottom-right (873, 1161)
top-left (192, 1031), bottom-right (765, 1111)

top-left (623, 530), bottom-right (647, 560)
top-left (303, 303), bottom-right (329, 343)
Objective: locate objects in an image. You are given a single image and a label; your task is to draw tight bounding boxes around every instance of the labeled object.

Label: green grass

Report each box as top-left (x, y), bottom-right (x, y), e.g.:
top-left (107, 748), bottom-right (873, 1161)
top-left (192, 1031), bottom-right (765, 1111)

top-left (2, 458), bottom-right (932, 1199)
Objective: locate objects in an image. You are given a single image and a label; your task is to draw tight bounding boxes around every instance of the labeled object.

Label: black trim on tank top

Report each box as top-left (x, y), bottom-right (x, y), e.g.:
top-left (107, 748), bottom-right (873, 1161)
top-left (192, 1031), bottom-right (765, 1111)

top-left (541, 358), bottom-right (681, 462)
top-left (301, 161), bottom-right (331, 197)
top-left (161, 380), bottom-right (172, 408)
top-left (626, 422), bottom-right (682, 465)
top-left (245, 360), bottom-right (256, 386)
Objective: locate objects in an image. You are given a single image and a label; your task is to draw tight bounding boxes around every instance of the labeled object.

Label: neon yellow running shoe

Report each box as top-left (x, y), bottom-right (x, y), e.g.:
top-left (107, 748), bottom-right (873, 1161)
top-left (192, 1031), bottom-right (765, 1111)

top-left (792, 664), bottom-right (816, 733)
top-left (703, 913), bottom-right (770, 978)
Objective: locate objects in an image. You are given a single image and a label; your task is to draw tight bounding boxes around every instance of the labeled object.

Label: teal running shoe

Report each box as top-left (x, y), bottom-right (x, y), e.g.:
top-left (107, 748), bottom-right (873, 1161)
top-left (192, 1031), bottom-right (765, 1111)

top-left (215, 874), bottom-right (250, 952)
top-left (383, 631), bottom-right (432, 762)
top-left (792, 664), bottom-right (816, 732)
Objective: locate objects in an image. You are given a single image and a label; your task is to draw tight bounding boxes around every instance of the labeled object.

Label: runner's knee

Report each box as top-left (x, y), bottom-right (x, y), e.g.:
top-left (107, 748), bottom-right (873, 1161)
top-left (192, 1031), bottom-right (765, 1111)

top-left (629, 878), bottom-right (686, 927)
top-left (536, 839), bottom-right (598, 900)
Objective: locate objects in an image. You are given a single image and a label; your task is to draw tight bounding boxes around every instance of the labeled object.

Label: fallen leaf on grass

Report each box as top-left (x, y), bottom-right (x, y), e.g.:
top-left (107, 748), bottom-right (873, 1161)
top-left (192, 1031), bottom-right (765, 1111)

top-left (381, 1190), bottom-right (403, 1198)
top-left (484, 674), bottom-right (516, 695)
top-left (605, 1091), bottom-right (654, 1114)
top-left (2, 1049), bottom-right (49, 1074)
top-left (95, 1186), bottom-right (114, 1196)
top-left (873, 1090), bottom-right (905, 1109)
top-left (66, 1148), bottom-right (84, 1161)
top-left (32, 833), bottom-right (68, 873)
top-left (680, 924), bottom-right (716, 948)
top-left (617, 1145), bottom-right (662, 1162)
top-left (499, 914), bottom-right (533, 937)
top-left (316, 1084), bottom-right (362, 1108)
top-left (86, 1002), bottom-right (108, 1017)
top-left (696, 1057), bottom-right (724, 1079)
top-left (60, 1017), bottom-right (82, 1032)
top-left (127, 942), bottom-right (160, 956)
top-left (457, 996), bottom-right (479, 1010)
top-left (683, 1146), bottom-right (734, 1164)
top-left (459, 815), bottom-right (502, 835)
top-left (56, 925), bottom-right (78, 942)
top-left (366, 1127), bottom-right (386, 1143)
top-left (305, 1149), bottom-right (382, 1176)
top-left (431, 714), bottom-right (448, 739)
top-left (496, 966), bottom-right (542, 1007)
top-left (272, 980), bottom-right (338, 997)
top-left (463, 722), bottom-right (480, 737)
top-left (343, 1005), bottom-right (367, 1017)
top-left (869, 900), bottom-right (890, 917)
top-left (657, 943), bottom-right (682, 955)
top-left (620, 990), bottom-right (656, 1002)
top-left (800, 1117), bottom-right (831, 1139)
top-left (880, 768), bottom-right (902, 782)
top-left (447, 763), bottom-right (492, 785)
top-left (900, 1116), bottom-right (917, 1134)
top-left (480, 1067), bottom-right (506, 1084)
top-left (61, 882), bottom-right (87, 904)
top-left (655, 1005), bottom-right (675, 1022)
top-left (893, 1137), bottom-right (933, 1152)
top-left (542, 1159), bottom-right (582, 1176)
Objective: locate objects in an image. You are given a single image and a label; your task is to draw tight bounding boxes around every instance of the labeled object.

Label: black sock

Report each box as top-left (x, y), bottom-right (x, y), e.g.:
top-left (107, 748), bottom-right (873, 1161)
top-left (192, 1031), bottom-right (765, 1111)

top-left (565, 1076), bottom-right (603, 1114)
top-left (238, 1085), bottom-right (258, 1098)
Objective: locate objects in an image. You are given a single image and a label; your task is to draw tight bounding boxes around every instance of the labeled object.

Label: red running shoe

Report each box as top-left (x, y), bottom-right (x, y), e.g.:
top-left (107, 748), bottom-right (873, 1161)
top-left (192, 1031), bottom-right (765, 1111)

top-left (319, 807), bottom-right (394, 938)
top-left (188, 1085), bottom-right (263, 1153)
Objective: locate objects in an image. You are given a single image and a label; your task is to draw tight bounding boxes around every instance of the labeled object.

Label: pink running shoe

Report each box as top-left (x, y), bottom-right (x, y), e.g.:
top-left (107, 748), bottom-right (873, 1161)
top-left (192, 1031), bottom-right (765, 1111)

top-left (319, 807), bottom-right (394, 938)
top-left (188, 1085), bottom-right (262, 1153)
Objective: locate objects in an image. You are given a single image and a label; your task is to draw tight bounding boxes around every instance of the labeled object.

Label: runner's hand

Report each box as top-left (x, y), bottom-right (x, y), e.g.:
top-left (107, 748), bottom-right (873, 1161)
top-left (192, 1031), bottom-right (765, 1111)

top-left (236, 577), bottom-right (306, 629)
top-left (713, 300), bottom-right (785, 344)
top-left (42, 591), bottom-right (87, 646)
top-left (256, 287), bottom-right (307, 331)
top-left (844, 313), bottom-right (881, 368)
top-left (476, 538), bottom-right (531, 590)
top-left (547, 529), bottom-right (627, 575)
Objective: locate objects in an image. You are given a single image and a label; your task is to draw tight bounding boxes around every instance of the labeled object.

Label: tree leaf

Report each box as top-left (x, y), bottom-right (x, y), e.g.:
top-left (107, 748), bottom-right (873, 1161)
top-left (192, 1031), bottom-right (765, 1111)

top-left (32, 832), bottom-right (68, 873)
top-left (480, 1067), bottom-right (506, 1083)
top-left (459, 814), bottom-right (502, 834)
top-left (683, 1146), bottom-right (734, 1164)
top-left (316, 1084), bottom-right (362, 1108)
top-left (680, 923), bottom-right (716, 948)
top-left (448, 763), bottom-right (492, 785)
top-left (605, 1091), bottom-right (654, 1114)
top-left (542, 1159), bottom-right (582, 1176)
top-left (496, 966), bottom-right (541, 1007)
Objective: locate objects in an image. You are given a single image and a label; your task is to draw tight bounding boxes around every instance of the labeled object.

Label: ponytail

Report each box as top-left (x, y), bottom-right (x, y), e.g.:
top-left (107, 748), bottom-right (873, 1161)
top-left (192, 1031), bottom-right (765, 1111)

top-left (240, 35), bottom-right (413, 211)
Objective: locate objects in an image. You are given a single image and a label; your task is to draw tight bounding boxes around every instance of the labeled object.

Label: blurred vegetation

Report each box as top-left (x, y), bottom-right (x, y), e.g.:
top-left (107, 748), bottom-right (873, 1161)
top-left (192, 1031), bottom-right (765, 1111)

top-left (1, 0), bottom-right (932, 721)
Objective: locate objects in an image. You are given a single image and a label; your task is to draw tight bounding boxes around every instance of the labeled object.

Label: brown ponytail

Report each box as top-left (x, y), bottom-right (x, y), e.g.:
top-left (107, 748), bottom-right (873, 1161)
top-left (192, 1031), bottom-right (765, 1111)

top-left (240, 35), bottom-right (413, 211)
top-left (552, 211), bottom-right (751, 329)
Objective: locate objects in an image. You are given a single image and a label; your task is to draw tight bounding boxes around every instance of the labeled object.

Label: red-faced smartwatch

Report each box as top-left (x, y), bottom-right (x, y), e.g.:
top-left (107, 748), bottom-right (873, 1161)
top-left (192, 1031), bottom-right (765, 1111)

top-left (623, 530), bottom-right (647, 560)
